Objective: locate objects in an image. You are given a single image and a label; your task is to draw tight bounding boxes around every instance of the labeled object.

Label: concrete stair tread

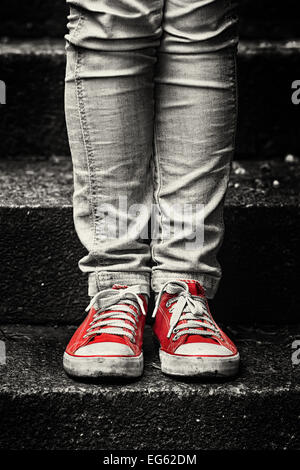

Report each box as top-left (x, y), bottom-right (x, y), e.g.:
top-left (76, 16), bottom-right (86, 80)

top-left (0, 324), bottom-right (299, 449)
top-left (2, 38), bottom-right (300, 54)
top-left (0, 157), bottom-right (72, 208)
top-left (0, 38), bottom-right (65, 55)
top-left (0, 323), bottom-right (298, 391)
top-left (0, 157), bottom-right (299, 209)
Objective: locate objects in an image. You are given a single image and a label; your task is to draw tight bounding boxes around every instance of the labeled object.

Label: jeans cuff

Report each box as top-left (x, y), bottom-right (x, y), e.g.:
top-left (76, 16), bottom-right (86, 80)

top-left (88, 271), bottom-right (151, 297)
top-left (151, 271), bottom-right (220, 299)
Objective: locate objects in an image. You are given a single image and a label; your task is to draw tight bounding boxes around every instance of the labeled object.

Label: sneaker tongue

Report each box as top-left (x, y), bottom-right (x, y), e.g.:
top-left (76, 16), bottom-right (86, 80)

top-left (185, 335), bottom-right (218, 345)
top-left (89, 284), bottom-right (133, 346)
top-left (112, 284), bottom-right (128, 290)
top-left (180, 280), bottom-right (205, 297)
top-left (178, 280), bottom-right (218, 344)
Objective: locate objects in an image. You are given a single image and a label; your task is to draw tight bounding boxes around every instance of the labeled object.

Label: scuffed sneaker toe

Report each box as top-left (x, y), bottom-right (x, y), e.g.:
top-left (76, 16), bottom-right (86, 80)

top-left (175, 342), bottom-right (233, 357)
top-left (63, 284), bottom-right (149, 377)
top-left (153, 279), bottom-right (240, 377)
top-left (75, 342), bottom-right (134, 356)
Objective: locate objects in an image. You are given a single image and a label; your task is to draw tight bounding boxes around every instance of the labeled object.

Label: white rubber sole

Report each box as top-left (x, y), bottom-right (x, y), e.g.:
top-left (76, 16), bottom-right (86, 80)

top-left (159, 349), bottom-right (240, 377)
top-left (63, 352), bottom-right (144, 378)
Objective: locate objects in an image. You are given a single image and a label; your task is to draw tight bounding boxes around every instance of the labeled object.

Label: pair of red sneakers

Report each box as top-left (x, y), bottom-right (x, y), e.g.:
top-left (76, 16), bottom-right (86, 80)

top-left (63, 280), bottom-right (239, 378)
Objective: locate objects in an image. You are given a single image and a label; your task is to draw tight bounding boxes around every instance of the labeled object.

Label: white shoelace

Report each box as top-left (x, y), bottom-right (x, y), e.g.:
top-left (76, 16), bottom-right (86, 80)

top-left (152, 280), bottom-right (219, 341)
top-left (83, 285), bottom-right (148, 343)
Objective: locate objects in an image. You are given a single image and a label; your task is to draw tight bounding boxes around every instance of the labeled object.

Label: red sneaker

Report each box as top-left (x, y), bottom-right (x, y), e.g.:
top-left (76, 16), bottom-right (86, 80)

top-left (152, 280), bottom-right (239, 377)
top-left (63, 284), bottom-right (148, 378)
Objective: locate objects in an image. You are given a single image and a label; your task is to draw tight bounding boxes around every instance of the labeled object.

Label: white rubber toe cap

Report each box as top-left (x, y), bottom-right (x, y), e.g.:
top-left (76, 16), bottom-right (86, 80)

top-left (75, 342), bottom-right (134, 356)
top-left (175, 342), bottom-right (232, 356)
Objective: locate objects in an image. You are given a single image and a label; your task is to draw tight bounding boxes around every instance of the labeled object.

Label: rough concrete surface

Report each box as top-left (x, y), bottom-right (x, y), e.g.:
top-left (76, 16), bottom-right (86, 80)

top-left (0, 158), bottom-right (299, 325)
top-left (0, 324), bottom-right (299, 450)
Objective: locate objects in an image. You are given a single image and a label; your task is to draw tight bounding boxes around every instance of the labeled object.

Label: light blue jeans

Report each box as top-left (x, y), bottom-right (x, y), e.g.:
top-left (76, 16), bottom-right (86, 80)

top-left (65, 0), bottom-right (238, 299)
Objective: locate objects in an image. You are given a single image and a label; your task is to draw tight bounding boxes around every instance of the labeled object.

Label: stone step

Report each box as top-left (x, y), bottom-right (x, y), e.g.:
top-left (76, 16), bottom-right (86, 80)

top-left (0, 157), bottom-right (299, 325)
top-left (1, 39), bottom-right (300, 160)
top-left (0, 324), bottom-right (299, 450)
top-left (1, 0), bottom-right (300, 40)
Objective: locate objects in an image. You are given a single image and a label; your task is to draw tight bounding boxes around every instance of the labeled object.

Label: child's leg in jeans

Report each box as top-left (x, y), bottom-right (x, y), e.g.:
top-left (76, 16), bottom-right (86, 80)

top-left (151, 0), bottom-right (240, 377)
top-left (63, 1), bottom-right (165, 377)
top-left (151, 0), bottom-right (239, 299)
top-left (65, 0), bottom-right (164, 295)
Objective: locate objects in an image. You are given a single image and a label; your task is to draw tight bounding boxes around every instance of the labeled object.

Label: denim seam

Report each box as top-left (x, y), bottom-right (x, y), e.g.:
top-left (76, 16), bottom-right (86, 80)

top-left (232, 49), bottom-right (239, 144)
top-left (151, 273), bottom-right (220, 298)
top-left (151, 119), bottom-right (163, 265)
top-left (90, 272), bottom-right (151, 294)
top-left (69, 7), bottom-right (84, 43)
top-left (74, 47), bottom-right (98, 263)
top-left (95, 272), bottom-right (151, 280)
top-left (152, 272), bottom-right (220, 284)
top-left (222, 47), bottom-right (238, 239)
